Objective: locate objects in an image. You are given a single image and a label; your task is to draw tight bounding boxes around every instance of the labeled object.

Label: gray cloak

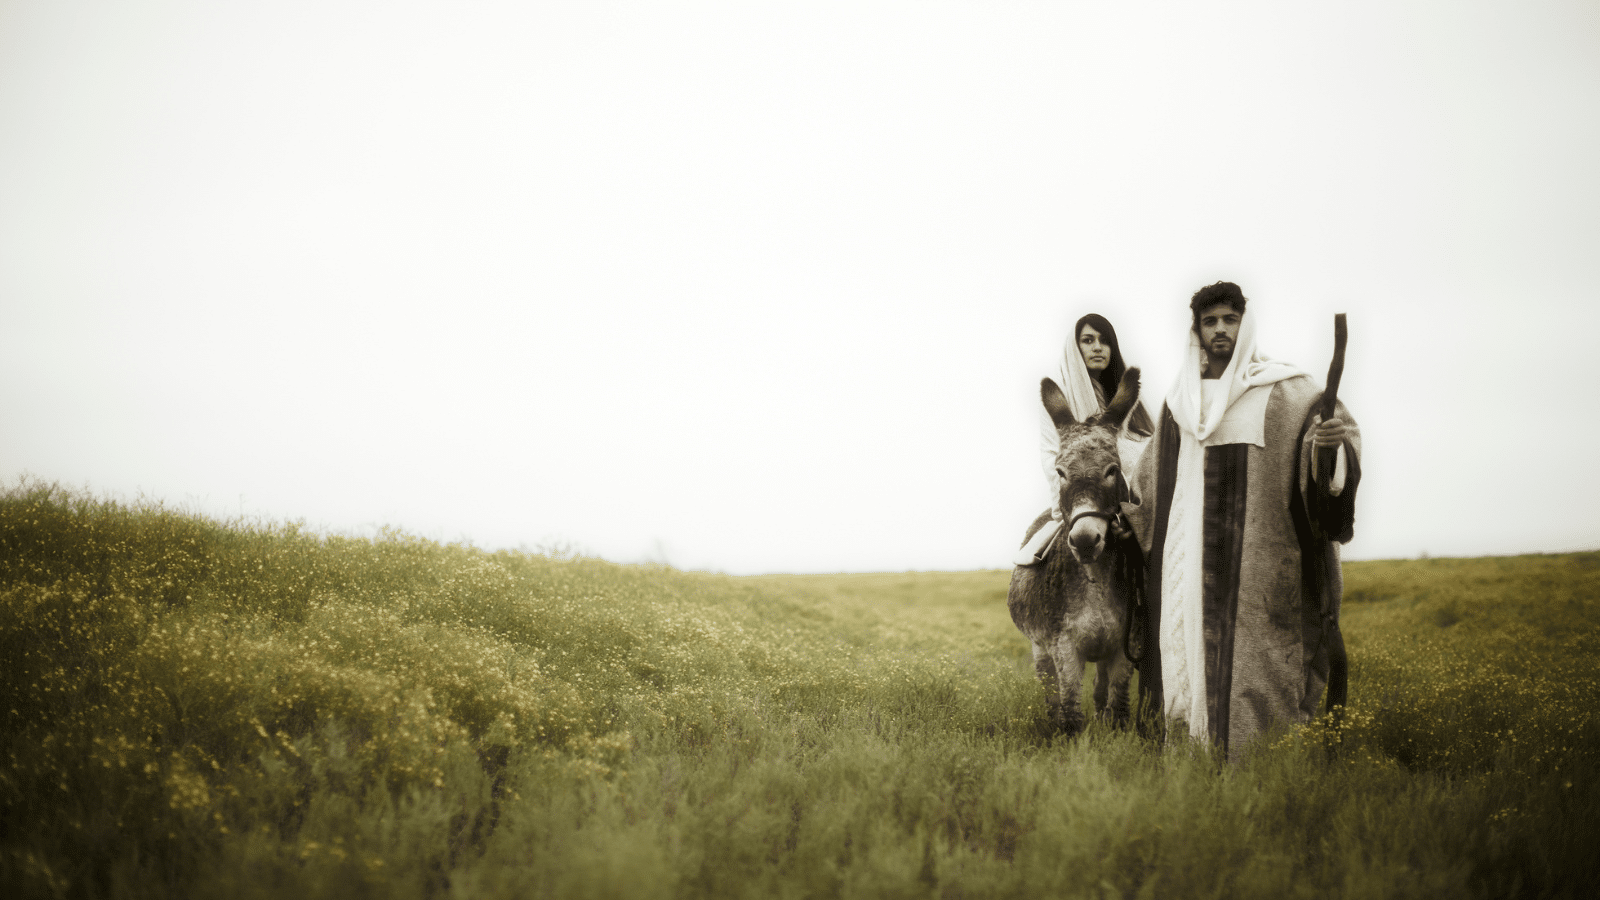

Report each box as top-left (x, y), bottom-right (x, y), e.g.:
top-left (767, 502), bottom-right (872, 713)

top-left (1125, 373), bottom-right (1360, 760)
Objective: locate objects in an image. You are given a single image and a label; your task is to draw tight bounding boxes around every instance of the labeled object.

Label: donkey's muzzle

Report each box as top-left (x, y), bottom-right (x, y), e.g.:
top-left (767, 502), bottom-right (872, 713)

top-left (1066, 510), bottom-right (1111, 564)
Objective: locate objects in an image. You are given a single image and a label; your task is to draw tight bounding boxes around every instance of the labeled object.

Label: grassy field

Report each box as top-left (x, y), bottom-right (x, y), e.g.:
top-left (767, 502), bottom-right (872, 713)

top-left (2, 481), bottom-right (1597, 899)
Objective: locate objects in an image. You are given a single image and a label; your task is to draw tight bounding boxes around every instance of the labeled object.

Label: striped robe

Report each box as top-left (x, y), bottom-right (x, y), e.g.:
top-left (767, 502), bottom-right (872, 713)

top-left (1125, 373), bottom-right (1360, 761)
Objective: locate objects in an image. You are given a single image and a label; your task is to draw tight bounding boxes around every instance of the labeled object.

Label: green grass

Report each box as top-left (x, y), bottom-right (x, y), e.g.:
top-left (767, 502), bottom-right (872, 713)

top-left (2, 479), bottom-right (1597, 898)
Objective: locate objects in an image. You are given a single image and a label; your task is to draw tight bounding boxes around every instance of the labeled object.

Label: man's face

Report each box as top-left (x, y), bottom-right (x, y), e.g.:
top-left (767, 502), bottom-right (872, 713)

top-left (1197, 303), bottom-right (1242, 366)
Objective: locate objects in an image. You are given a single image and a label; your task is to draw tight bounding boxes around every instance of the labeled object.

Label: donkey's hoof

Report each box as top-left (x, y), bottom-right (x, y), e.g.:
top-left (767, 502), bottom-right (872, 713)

top-left (1097, 706), bottom-right (1132, 731)
top-left (1050, 706), bottom-right (1086, 738)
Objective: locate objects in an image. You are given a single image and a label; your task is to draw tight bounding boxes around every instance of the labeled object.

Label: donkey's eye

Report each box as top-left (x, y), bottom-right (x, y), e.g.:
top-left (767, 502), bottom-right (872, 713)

top-left (1103, 465), bottom-right (1120, 484)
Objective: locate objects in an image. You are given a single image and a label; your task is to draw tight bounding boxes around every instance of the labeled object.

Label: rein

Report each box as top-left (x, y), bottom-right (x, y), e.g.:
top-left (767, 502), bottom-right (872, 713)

top-left (1116, 528), bottom-right (1147, 670)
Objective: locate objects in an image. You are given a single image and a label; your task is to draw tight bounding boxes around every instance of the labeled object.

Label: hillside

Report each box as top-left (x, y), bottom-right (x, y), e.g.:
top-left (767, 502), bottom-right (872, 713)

top-left (3, 482), bottom-right (1597, 898)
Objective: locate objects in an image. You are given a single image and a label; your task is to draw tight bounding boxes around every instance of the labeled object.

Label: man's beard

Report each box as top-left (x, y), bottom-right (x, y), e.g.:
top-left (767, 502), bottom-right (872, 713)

top-left (1207, 341), bottom-right (1234, 370)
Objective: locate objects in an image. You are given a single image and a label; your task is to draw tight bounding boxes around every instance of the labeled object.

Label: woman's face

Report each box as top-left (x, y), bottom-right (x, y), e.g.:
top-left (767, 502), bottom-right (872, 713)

top-left (1078, 324), bottom-right (1110, 373)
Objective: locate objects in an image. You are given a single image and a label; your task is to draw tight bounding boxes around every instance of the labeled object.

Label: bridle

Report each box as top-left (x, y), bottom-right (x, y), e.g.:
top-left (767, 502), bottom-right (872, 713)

top-left (1066, 508), bottom-right (1117, 529)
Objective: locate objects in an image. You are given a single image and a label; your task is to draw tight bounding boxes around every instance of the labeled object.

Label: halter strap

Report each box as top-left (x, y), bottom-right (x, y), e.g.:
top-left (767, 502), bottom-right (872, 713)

top-left (1067, 508), bottom-right (1117, 529)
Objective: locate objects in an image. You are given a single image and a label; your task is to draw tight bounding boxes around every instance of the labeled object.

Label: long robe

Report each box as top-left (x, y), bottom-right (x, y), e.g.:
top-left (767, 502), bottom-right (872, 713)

top-left (1125, 373), bottom-right (1360, 761)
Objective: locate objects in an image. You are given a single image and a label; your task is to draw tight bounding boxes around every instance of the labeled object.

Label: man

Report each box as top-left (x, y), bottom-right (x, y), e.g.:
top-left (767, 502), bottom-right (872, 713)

top-left (1124, 281), bottom-right (1359, 761)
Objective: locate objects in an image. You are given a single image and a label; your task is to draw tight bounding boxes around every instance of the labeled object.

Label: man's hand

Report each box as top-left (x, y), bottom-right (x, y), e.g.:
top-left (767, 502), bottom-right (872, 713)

top-left (1312, 417), bottom-right (1346, 449)
top-left (1110, 514), bottom-right (1134, 543)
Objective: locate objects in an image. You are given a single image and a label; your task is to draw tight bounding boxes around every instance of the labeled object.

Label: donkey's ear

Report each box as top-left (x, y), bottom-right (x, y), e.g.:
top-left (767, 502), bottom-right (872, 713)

top-left (1041, 378), bottom-right (1075, 430)
top-left (1101, 366), bottom-right (1141, 429)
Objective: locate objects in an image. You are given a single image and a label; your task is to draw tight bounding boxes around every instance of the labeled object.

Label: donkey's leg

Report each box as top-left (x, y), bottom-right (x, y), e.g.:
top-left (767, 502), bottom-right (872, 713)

top-left (1098, 652), bottom-right (1135, 728)
top-left (1031, 643), bottom-right (1062, 725)
top-left (1050, 636), bottom-right (1087, 736)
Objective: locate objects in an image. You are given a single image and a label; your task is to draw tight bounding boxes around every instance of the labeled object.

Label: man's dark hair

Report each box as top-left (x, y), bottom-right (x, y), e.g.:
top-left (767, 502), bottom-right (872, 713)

top-left (1189, 281), bottom-right (1247, 334)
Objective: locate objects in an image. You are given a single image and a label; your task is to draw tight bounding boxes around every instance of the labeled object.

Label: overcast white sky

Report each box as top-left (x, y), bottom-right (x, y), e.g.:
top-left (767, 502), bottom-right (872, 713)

top-left (3, 1), bottom-right (1597, 573)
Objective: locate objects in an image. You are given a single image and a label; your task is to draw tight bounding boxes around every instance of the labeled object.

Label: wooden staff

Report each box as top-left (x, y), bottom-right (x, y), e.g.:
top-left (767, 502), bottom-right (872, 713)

top-left (1319, 313), bottom-right (1349, 721)
top-left (1317, 313), bottom-right (1347, 492)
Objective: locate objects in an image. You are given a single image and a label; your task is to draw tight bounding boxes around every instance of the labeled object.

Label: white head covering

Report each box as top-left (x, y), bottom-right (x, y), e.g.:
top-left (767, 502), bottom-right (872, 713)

top-left (1055, 329), bottom-right (1105, 423)
top-left (1166, 303), bottom-right (1304, 443)
top-left (1040, 320), bottom-right (1148, 507)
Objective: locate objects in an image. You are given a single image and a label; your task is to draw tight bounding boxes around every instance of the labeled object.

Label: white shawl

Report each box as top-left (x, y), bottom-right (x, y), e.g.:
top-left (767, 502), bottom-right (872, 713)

top-left (1040, 331), bottom-right (1148, 498)
top-left (1055, 329), bottom-right (1105, 423)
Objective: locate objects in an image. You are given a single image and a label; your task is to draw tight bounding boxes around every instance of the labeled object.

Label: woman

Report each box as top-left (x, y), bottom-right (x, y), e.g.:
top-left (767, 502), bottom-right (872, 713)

top-left (1015, 313), bottom-right (1154, 565)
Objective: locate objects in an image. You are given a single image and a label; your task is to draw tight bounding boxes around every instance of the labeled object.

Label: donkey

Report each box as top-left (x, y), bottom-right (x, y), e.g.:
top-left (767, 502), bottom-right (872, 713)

top-left (1008, 367), bottom-right (1141, 736)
